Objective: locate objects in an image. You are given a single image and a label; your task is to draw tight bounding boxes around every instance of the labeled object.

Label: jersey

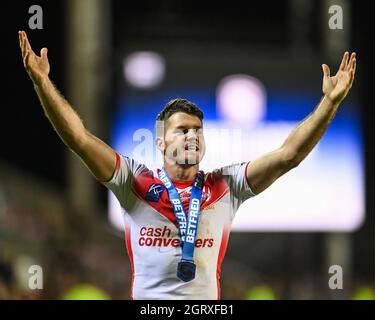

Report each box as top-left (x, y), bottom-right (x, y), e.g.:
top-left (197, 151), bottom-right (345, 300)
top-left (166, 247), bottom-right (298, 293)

top-left (103, 153), bottom-right (256, 300)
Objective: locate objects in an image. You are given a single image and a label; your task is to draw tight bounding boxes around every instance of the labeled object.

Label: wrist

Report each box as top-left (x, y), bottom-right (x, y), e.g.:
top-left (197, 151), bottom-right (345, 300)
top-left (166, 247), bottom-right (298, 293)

top-left (322, 94), bottom-right (342, 106)
top-left (33, 75), bottom-right (50, 89)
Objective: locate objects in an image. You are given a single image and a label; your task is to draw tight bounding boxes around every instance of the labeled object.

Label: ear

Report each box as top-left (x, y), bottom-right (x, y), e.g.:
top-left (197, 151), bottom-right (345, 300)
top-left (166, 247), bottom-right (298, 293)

top-left (156, 137), bottom-right (165, 152)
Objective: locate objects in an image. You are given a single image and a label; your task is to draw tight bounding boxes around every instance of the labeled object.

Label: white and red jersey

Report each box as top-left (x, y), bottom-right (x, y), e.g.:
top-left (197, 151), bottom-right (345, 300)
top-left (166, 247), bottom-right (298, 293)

top-left (103, 153), bottom-right (255, 300)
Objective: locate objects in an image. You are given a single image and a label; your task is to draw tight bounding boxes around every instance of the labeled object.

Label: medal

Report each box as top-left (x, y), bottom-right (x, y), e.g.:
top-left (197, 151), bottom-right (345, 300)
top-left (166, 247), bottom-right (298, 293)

top-left (177, 260), bottom-right (196, 282)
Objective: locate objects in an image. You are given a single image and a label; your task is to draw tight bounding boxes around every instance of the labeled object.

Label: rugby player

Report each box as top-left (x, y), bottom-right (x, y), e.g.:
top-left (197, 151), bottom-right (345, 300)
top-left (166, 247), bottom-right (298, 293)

top-left (19, 30), bottom-right (356, 299)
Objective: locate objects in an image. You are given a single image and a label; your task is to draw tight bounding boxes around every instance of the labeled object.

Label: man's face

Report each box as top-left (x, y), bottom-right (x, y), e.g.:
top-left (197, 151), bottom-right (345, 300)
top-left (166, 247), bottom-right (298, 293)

top-left (159, 112), bottom-right (205, 166)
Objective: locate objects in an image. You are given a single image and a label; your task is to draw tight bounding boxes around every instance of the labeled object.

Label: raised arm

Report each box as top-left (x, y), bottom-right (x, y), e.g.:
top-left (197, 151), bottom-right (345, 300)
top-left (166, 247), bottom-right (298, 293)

top-left (19, 30), bottom-right (117, 182)
top-left (246, 51), bottom-right (357, 195)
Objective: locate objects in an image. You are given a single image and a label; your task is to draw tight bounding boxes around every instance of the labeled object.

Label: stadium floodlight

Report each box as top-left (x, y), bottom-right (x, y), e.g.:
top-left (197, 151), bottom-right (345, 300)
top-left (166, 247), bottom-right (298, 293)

top-left (123, 51), bottom-right (165, 89)
top-left (216, 74), bottom-right (266, 127)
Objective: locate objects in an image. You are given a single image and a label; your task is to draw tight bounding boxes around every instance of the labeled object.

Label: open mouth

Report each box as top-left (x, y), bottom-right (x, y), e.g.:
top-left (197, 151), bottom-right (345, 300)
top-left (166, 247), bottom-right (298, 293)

top-left (184, 144), bottom-right (199, 151)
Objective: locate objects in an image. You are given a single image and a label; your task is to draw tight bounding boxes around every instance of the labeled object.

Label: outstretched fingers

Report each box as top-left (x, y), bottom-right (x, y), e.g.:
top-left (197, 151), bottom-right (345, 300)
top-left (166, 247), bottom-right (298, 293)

top-left (18, 31), bottom-right (23, 51)
top-left (19, 31), bottom-right (28, 59)
top-left (19, 31), bottom-right (26, 58)
top-left (339, 51), bottom-right (349, 71)
top-left (19, 31), bottom-right (34, 59)
top-left (322, 64), bottom-right (331, 78)
top-left (349, 54), bottom-right (357, 85)
top-left (23, 31), bottom-right (33, 52)
top-left (40, 48), bottom-right (48, 62)
top-left (347, 52), bottom-right (356, 70)
top-left (337, 51), bottom-right (357, 86)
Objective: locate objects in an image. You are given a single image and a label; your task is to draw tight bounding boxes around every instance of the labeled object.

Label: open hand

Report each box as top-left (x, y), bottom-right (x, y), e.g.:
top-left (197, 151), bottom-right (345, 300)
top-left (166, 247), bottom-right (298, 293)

top-left (18, 30), bottom-right (50, 85)
top-left (322, 52), bottom-right (356, 104)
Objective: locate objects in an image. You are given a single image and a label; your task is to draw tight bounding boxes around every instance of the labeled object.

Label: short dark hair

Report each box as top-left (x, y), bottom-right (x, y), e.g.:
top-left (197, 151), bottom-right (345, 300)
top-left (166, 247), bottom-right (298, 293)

top-left (156, 98), bottom-right (204, 122)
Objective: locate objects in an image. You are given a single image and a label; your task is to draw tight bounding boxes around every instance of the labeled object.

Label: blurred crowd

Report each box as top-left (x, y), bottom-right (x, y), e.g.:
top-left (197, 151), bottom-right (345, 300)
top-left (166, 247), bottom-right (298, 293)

top-left (0, 162), bottom-right (130, 300)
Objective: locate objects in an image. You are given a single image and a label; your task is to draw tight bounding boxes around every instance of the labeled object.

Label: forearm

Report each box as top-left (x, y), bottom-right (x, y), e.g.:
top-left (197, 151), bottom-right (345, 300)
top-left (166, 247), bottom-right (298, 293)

top-left (282, 95), bottom-right (340, 164)
top-left (33, 76), bottom-right (87, 149)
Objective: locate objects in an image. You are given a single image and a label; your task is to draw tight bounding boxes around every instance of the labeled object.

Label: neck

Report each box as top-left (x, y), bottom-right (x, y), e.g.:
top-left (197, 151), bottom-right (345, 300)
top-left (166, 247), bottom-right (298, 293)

top-left (164, 161), bottom-right (199, 181)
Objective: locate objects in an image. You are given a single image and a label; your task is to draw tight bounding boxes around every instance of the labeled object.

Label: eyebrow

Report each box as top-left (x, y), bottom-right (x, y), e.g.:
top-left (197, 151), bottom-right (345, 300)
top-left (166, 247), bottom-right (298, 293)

top-left (174, 125), bottom-right (203, 130)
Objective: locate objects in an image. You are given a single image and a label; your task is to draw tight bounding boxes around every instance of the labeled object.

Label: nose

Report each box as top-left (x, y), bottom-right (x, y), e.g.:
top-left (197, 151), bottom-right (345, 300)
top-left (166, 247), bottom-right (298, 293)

top-left (185, 129), bottom-right (198, 142)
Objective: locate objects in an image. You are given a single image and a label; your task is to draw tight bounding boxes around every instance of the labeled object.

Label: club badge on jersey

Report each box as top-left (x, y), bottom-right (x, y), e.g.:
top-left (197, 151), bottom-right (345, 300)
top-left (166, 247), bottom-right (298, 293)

top-left (158, 167), bottom-right (204, 282)
top-left (145, 183), bottom-right (166, 202)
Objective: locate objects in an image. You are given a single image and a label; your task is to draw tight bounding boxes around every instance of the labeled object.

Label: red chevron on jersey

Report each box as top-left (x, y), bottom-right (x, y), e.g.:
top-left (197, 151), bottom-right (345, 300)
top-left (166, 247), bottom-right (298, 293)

top-left (129, 167), bottom-right (229, 228)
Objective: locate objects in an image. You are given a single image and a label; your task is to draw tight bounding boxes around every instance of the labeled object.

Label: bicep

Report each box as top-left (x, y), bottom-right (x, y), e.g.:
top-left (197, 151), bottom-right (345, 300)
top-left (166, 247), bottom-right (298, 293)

top-left (73, 131), bottom-right (118, 183)
top-left (246, 147), bottom-right (297, 195)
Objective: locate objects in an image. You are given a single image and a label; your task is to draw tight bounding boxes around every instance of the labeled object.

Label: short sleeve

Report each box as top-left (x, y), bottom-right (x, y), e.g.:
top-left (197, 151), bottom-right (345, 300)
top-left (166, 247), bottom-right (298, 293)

top-left (102, 153), bottom-right (146, 206)
top-left (217, 162), bottom-right (256, 200)
top-left (212, 162), bottom-right (256, 217)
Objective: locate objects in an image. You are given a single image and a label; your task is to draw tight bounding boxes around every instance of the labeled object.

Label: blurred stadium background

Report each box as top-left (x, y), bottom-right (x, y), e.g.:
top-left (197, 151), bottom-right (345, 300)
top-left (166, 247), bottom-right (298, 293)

top-left (0, 0), bottom-right (373, 299)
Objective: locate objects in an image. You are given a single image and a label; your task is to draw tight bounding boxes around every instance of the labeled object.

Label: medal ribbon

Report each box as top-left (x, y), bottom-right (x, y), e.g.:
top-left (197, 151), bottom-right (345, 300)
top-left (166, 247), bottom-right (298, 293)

top-left (158, 167), bottom-right (204, 262)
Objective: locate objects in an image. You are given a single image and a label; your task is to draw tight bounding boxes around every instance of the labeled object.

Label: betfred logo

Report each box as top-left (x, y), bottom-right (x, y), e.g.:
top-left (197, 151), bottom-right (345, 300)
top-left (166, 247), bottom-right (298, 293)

top-left (138, 226), bottom-right (214, 248)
